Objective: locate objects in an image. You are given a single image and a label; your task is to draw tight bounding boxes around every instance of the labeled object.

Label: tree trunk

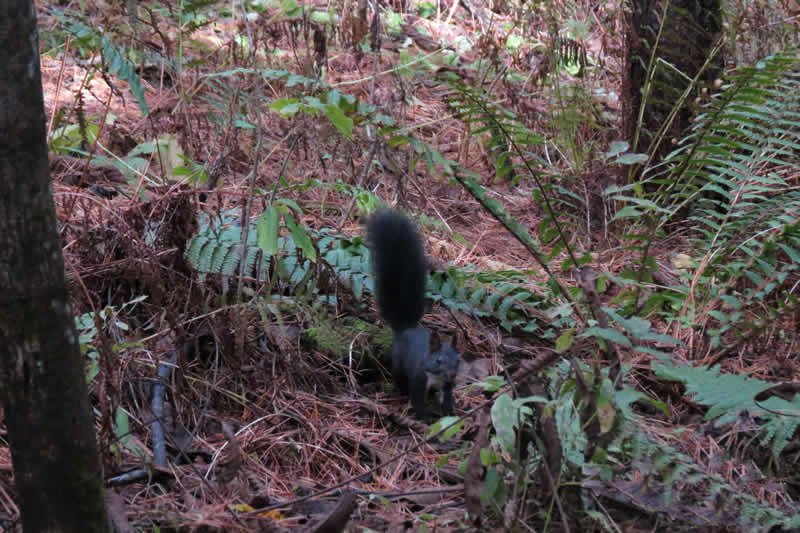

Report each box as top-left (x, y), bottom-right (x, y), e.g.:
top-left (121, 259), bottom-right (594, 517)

top-left (625, 0), bottom-right (723, 160)
top-left (0, 2), bottom-right (109, 531)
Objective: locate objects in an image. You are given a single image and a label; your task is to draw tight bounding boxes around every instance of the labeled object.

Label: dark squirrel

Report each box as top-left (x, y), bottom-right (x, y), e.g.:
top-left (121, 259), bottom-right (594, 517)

top-left (367, 209), bottom-right (461, 420)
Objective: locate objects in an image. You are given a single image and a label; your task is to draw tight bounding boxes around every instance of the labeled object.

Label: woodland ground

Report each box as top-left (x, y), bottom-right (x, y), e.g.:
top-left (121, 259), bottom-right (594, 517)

top-left (0, 1), bottom-right (798, 531)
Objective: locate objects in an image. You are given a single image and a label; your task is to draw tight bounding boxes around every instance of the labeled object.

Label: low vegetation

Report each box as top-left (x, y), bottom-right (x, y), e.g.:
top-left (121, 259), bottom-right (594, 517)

top-left (5, 0), bottom-right (798, 530)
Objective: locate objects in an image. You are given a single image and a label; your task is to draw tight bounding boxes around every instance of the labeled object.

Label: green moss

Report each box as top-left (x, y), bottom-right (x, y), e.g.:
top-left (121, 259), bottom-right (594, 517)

top-left (302, 316), bottom-right (389, 362)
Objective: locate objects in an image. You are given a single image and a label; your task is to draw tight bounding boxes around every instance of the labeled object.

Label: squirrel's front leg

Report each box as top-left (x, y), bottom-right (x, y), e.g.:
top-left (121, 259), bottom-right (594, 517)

top-left (409, 375), bottom-right (429, 420)
top-left (440, 382), bottom-right (455, 415)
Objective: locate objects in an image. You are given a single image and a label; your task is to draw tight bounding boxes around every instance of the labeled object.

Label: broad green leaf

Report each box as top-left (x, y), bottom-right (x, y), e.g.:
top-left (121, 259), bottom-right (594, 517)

top-left (556, 329), bottom-right (574, 353)
top-left (480, 468), bottom-right (501, 506)
top-left (614, 153), bottom-right (648, 165)
top-left (605, 141), bottom-right (629, 159)
top-left (475, 375), bottom-right (506, 392)
top-left (284, 214), bottom-right (317, 262)
top-left (580, 327), bottom-right (632, 347)
top-left (611, 206), bottom-right (642, 221)
top-left (429, 417), bottom-right (463, 441)
top-left (491, 393), bottom-right (517, 453)
top-left (324, 103), bottom-right (354, 138)
top-left (270, 97), bottom-right (301, 116)
top-left (256, 206), bottom-right (280, 255)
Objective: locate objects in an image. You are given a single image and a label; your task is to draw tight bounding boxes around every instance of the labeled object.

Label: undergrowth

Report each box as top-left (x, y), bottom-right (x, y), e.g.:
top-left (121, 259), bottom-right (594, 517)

top-left (29, 0), bottom-right (800, 530)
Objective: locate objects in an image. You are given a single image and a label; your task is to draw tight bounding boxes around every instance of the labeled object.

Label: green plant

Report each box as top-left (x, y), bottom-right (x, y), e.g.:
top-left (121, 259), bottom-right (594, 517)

top-left (444, 77), bottom-right (546, 184)
top-left (654, 362), bottom-right (800, 459)
top-left (610, 49), bottom-right (800, 351)
top-left (54, 10), bottom-right (149, 116)
top-left (416, 2), bottom-right (436, 19)
top-left (49, 115), bottom-right (107, 155)
top-left (75, 296), bottom-right (147, 385)
top-left (81, 135), bottom-right (191, 189)
top-left (184, 203), bottom-right (317, 292)
top-left (429, 267), bottom-right (563, 337)
top-left (204, 67), bottom-right (398, 145)
top-left (185, 206), bottom-right (566, 336)
top-left (426, 32), bottom-right (800, 530)
top-left (466, 359), bottom-right (800, 529)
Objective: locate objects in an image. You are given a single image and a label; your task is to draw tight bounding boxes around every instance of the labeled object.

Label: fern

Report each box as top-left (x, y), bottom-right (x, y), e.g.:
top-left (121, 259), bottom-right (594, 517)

top-left (653, 361), bottom-right (800, 459)
top-left (654, 51), bottom-right (800, 223)
top-left (442, 75), bottom-right (546, 184)
top-left (510, 361), bottom-right (800, 529)
top-left (429, 268), bottom-right (564, 337)
top-left (317, 231), bottom-right (372, 301)
top-left (200, 77), bottom-right (249, 132)
top-left (439, 78), bottom-right (593, 285)
top-left (186, 210), bottom-right (293, 285)
top-left (185, 210), bottom-right (563, 335)
top-left (613, 418), bottom-right (796, 530)
top-left (100, 35), bottom-right (149, 116)
top-left (611, 49), bottom-right (800, 348)
top-left (188, 204), bottom-right (326, 286)
top-left (54, 10), bottom-right (149, 116)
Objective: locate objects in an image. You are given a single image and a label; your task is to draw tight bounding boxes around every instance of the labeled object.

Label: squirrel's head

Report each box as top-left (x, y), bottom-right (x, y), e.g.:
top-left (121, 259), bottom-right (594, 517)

top-left (425, 341), bottom-right (460, 380)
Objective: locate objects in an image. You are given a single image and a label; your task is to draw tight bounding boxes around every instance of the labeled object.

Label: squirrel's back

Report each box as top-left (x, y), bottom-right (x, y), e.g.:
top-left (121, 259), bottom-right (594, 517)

top-left (366, 209), bottom-right (427, 331)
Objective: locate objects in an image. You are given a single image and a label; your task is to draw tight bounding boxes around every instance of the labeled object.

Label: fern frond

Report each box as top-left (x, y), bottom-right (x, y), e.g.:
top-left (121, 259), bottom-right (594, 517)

top-left (429, 267), bottom-right (562, 336)
top-left (613, 49), bottom-right (800, 346)
top-left (184, 210), bottom-right (563, 335)
top-left (443, 76), bottom-right (545, 179)
top-left (54, 11), bottom-right (149, 116)
top-left (654, 361), bottom-right (800, 459)
top-left (653, 51), bottom-right (800, 224)
top-left (548, 361), bottom-right (797, 529)
top-left (442, 77), bottom-right (586, 277)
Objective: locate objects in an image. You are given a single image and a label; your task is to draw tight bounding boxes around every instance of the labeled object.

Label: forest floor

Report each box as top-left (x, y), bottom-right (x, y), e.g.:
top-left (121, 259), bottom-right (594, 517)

top-left (0, 1), bottom-right (797, 531)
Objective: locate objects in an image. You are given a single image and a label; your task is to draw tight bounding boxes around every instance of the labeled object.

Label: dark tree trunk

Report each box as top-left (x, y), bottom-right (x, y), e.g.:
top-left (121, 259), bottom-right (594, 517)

top-left (625, 0), bottom-right (723, 159)
top-left (0, 2), bottom-right (109, 531)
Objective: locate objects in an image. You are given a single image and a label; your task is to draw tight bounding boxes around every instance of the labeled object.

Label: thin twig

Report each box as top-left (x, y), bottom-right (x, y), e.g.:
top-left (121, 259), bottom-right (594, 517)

top-left (235, 0), bottom-right (267, 305)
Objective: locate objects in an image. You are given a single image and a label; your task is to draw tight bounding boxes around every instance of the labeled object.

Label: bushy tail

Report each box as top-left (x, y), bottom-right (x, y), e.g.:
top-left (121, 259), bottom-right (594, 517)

top-left (366, 209), bottom-right (427, 331)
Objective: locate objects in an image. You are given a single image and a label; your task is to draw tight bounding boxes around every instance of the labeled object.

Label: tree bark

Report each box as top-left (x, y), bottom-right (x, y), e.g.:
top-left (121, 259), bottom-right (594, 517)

top-left (625, 0), bottom-right (723, 159)
top-left (0, 2), bottom-right (109, 531)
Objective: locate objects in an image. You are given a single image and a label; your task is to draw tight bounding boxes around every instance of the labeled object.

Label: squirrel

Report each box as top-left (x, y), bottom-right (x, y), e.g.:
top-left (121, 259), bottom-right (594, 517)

top-left (366, 208), bottom-right (461, 420)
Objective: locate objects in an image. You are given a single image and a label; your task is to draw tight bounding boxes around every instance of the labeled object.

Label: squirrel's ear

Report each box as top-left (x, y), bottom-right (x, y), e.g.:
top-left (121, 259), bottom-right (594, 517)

top-left (428, 332), bottom-right (441, 352)
top-left (434, 333), bottom-right (455, 350)
top-left (428, 333), bottom-right (439, 352)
